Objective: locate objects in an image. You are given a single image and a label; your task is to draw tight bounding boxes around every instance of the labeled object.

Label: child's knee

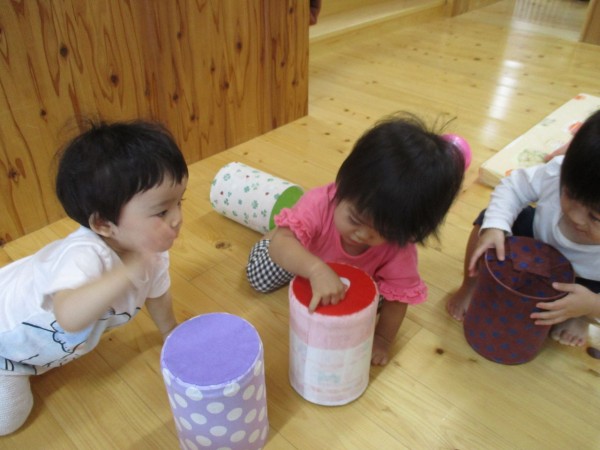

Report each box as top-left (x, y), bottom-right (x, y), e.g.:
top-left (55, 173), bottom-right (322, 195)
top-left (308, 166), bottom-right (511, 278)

top-left (0, 375), bottom-right (34, 435)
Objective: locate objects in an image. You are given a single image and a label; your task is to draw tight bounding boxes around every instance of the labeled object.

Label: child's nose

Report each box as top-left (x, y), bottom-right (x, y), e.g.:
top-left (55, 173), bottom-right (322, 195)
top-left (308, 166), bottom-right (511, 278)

top-left (170, 209), bottom-right (183, 228)
top-left (355, 227), bottom-right (370, 240)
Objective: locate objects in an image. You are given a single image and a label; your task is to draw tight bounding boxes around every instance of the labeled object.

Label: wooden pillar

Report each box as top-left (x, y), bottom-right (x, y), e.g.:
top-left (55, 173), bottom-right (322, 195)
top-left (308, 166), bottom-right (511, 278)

top-left (581, 0), bottom-right (600, 45)
top-left (446, 0), bottom-right (501, 17)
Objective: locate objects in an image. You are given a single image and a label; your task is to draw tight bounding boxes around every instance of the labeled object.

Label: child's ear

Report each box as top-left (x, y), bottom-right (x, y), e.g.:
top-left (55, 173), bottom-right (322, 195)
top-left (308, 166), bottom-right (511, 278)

top-left (88, 213), bottom-right (115, 237)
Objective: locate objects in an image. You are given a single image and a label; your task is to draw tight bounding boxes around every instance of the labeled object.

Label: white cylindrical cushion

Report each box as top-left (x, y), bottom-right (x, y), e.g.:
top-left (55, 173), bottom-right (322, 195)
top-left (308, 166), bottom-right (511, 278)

top-left (210, 162), bottom-right (304, 233)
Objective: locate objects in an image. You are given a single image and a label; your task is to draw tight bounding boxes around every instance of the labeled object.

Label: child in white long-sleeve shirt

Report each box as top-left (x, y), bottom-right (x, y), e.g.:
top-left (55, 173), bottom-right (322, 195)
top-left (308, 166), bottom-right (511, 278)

top-left (447, 110), bottom-right (600, 348)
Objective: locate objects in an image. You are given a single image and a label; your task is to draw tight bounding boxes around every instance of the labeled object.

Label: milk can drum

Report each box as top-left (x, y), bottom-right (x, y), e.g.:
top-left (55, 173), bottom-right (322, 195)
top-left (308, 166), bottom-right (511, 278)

top-left (289, 263), bottom-right (379, 405)
top-left (464, 236), bottom-right (574, 364)
top-left (161, 313), bottom-right (269, 449)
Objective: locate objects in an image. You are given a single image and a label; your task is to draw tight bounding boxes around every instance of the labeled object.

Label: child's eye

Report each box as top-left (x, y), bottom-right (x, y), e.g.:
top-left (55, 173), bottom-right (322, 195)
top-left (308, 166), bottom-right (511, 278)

top-left (157, 210), bottom-right (168, 218)
top-left (589, 212), bottom-right (600, 223)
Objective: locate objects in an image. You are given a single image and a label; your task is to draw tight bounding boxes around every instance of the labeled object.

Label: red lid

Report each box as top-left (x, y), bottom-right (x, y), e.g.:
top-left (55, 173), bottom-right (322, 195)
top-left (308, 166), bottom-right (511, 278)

top-left (291, 262), bottom-right (377, 316)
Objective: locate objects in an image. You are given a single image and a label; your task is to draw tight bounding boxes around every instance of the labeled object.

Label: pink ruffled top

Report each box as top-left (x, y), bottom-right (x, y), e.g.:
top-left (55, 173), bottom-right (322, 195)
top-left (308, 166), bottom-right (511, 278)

top-left (275, 183), bottom-right (427, 304)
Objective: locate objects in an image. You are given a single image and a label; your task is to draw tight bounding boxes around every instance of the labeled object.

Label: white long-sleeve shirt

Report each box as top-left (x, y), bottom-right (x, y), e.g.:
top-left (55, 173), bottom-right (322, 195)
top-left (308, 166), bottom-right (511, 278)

top-left (482, 156), bottom-right (600, 281)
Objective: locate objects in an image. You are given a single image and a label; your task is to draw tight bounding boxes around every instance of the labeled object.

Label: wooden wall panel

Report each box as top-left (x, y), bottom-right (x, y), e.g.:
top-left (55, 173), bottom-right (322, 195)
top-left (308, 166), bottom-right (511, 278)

top-left (0, 0), bottom-right (308, 244)
top-left (266, 1), bottom-right (310, 127)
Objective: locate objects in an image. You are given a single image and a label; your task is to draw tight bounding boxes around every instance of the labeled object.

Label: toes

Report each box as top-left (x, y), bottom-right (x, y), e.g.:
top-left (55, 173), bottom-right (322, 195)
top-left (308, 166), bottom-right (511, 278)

top-left (446, 299), bottom-right (466, 322)
top-left (550, 323), bottom-right (587, 346)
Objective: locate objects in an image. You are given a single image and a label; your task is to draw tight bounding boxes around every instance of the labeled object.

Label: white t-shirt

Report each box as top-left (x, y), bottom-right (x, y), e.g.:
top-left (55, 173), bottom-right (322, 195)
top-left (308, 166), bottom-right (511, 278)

top-left (0, 226), bottom-right (170, 375)
top-left (482, 156), bottom-right (600, 281)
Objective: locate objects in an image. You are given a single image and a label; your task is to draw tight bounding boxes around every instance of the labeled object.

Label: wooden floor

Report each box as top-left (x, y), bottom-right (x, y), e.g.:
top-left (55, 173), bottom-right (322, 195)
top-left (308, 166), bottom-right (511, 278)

top-left (2, 1), bottom-right (600, 448)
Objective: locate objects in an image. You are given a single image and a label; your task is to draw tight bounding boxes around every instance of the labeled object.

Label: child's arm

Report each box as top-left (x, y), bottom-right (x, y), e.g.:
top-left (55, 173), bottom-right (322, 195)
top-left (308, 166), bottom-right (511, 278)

top-left (482, 161), bottom-right (551, 240)
top-left (145, 291), bottom-right (177, 340)
top-left (52, 253), bottom-right (152, 333)
top-left (531, 282), bottom-right (600, 325)
top-left (269, 226), bottom-right (346, 311)
top-left (371, 301), bottom-right (408, 366)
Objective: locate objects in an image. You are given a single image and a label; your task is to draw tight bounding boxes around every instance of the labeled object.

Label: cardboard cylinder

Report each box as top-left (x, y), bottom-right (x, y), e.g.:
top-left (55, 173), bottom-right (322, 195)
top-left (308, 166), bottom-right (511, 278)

top-left (210, 162), bottom-right (304, 233)
top-left (161, 313), bottom-right (268, 449)
top-left (289, 263), bottom-right (379, 405)
top-left (464, 236), bottom-right (574, 364)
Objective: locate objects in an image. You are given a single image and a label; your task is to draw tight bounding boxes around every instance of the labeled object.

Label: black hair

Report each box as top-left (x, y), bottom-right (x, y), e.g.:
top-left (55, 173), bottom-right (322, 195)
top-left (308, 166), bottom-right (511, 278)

top-left (561, 109), bottom-right (600, 212)
top-left (55, 120), bottom-right (188, 228)
top-left (334, 113), bottom-right (465, 246)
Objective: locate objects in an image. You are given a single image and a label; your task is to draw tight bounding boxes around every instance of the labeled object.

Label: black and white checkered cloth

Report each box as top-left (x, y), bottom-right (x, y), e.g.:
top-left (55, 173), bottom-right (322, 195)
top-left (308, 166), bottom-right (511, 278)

top-left (246, 239), bottom-right (295, 293)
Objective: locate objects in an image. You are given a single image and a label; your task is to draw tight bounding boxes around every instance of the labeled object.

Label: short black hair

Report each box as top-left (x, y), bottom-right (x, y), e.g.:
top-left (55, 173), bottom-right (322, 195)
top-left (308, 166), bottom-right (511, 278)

top-left (56, 120), bottom-right (188, 227)
top-left (335, 113), bottom-right (465, 246)
top-left (561, 109), bottom-right (600, 212)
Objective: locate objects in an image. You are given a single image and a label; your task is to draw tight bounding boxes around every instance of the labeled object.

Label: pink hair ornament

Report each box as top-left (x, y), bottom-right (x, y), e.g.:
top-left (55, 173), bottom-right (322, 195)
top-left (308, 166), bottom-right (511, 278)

top-left (442, 133), bottom-right (472, 170)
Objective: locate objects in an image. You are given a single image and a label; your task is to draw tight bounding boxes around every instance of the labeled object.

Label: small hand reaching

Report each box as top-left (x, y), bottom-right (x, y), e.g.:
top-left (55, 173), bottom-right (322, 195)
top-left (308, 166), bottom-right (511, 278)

top-left (468, 228), bottom-right (507, 276)
top-left (307, 263), bottom-right (347, 312)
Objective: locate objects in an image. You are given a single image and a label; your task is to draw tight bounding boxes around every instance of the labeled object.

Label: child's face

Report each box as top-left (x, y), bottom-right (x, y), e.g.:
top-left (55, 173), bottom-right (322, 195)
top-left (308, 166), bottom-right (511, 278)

top-left (559, 190), bottom-right (600, 245)
top-left (333, 200), bottom-right (386, 255)
top-left (107, 176), bottom-right (187, 255)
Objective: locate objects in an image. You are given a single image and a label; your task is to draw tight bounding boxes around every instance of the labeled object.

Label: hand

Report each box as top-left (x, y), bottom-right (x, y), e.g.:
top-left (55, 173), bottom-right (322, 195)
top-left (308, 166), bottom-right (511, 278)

top-left (307, 263), bottom-right (346, 312)
top-left (530, 282), bottom-right (600, 325)
top-left (543, 143), bottom-right (568, 162)
top-left (468, 228), bottom-right (506, 276)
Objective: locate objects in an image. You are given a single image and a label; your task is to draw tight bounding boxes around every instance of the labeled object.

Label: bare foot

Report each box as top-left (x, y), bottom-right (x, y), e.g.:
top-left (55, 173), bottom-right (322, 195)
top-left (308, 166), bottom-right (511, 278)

top-left (550, 318), bottom-right (588, 346)
top-left (446, 283), bottom-right (475, 321)
top-left (371, 335), bottom-right (391, 366)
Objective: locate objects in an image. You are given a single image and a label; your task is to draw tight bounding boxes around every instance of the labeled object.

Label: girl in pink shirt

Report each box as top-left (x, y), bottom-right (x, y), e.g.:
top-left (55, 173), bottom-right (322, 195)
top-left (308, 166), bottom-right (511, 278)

top-left (247, 113), bottom-right (466, 365)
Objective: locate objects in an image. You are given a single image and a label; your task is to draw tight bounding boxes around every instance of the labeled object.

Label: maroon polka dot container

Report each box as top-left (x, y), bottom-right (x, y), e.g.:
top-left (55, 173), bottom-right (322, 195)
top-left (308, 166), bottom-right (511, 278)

top-left (464, 236), bottom-right (574, 364)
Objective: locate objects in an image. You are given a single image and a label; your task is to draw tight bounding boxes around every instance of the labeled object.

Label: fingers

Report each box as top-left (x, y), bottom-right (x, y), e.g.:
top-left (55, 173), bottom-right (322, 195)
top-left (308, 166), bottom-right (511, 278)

top-left (533, 300), bottom-right (558, 312)
top-left (308, 291), bottom-right (345, 312)
top-left (468, 245), bottom-right (491, 275)
top-left (308, 295), bottom-right (321, 312)
top-left (495, 243), bottom-right (506, 262)
top-left (530, 309), bottom-right (564, 326)
top-left (467, 253), bottom-right (481, 276)
top-left (468, 229), bottom-right (506, 275)
top-left (531, 299), bottom-right (567, 325)
top-left (551, 281), bottom-right (576, 293)
top-left (467, 244), bottom-right (488, 274)
top-left (307, 272), bottom-right (347, 312)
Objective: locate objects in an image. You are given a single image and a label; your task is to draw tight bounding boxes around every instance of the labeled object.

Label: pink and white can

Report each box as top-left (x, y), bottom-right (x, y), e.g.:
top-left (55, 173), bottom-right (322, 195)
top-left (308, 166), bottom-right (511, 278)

top-left (288, 263), bottom-right (379, 406)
